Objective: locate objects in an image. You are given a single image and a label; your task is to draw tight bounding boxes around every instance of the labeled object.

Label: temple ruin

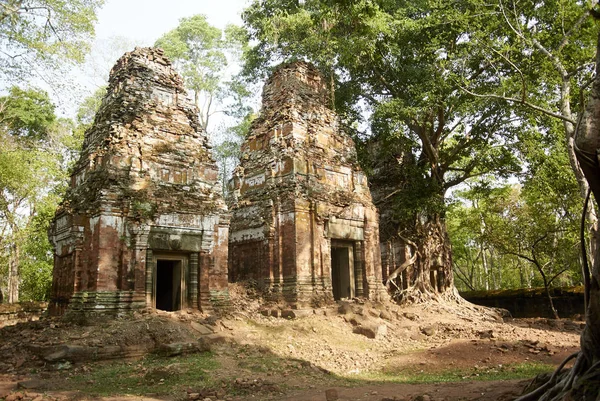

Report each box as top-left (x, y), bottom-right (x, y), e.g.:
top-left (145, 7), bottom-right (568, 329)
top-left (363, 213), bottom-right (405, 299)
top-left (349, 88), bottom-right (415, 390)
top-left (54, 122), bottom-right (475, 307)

top-left (48, 47), bottom-right (229, 316)
top-left (228, 62), bottom-right (388, 307)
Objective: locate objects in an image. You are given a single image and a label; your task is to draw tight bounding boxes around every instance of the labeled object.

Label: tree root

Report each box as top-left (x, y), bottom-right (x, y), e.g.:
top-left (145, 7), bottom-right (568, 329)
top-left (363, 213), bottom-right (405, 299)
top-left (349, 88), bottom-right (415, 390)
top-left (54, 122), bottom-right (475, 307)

top-left (390, 285), bottom-right (509, 322)
top-left (514, 351), bottom-right (600, 401)
top-left (515, 352), bottom-right (579, 401)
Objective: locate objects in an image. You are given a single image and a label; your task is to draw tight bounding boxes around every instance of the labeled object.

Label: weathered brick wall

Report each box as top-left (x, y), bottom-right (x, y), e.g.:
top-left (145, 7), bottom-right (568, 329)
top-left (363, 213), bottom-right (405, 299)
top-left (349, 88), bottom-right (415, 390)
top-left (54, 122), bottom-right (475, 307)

top-left (0, 302), bottom-right (47, 328)
top-left (49, 47), bottom-right (229, 316)
top-left (462, 287), bottom-right (585, 319)
top-left (228, 62), bottom-right (388, 307)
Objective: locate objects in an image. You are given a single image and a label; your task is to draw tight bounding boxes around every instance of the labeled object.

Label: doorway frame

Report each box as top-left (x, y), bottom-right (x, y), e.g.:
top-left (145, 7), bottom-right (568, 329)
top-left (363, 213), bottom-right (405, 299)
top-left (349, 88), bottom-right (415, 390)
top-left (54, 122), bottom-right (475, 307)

top-left (330, 240), bottom-right (355, 300)
top-left (152, 252), bottom-right (188, 310)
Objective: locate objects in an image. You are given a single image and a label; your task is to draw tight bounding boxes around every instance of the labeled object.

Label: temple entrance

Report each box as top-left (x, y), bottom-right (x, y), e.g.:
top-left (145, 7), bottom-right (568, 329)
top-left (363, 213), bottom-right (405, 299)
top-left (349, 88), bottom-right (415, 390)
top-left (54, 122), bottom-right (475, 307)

top-left (155, 259), bottom-right (182, 311)
top-left (331, 241), bottom-right (355, 300)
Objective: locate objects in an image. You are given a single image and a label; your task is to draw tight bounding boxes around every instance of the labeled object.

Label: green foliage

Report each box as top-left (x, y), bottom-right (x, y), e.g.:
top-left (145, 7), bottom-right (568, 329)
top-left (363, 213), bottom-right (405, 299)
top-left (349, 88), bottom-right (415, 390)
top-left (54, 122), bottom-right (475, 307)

top-left (0, 0), bottom-right (104, 82)
top-left (0, 86), bottom-right (80, 302)
top-left (19, 199), bottom-right (56, 301)
top-left (0, 87), bottom-right (56, 139)
top-left (155, 15), bottom-right (252, 132)
top-left (242, 0), bottom-right (525, 228)
top-left (214, 111), bottom-right (256, 197)
top-left (69, 353), bottom-right (218, 396)
top-left (448, 138), bottom-right (582, 292)
top-left (156, 14), bottom-right (226, 97)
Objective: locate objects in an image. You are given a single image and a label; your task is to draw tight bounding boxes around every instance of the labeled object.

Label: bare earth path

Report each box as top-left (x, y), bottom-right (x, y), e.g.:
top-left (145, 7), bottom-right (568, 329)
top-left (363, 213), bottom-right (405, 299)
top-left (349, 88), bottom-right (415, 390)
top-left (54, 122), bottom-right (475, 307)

top-left (0, 288), bottom-right (583, 401)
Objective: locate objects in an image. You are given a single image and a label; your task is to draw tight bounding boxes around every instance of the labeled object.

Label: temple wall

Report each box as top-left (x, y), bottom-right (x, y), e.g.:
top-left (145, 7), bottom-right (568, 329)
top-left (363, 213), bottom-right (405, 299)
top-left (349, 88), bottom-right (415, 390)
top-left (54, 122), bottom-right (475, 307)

top-left (228, 62), bottom-right (388, 307)
top-left (48, 48), bottom-right (229, 316)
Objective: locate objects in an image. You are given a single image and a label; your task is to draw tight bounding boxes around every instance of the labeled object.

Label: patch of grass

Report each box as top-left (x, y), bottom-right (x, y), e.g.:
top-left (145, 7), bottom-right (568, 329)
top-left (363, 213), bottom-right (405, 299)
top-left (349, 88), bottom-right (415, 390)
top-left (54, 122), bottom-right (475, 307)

top-left (67, 352), bottom-right (218, 396)
top-left (246, 318), bottom-right (288, 334)
top-left (351, 362), bottom-right (555, 384)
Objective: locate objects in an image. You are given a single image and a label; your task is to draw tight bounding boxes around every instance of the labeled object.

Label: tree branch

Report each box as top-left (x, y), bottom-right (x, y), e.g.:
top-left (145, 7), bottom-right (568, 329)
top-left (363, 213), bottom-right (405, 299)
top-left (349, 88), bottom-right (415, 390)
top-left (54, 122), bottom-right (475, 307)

top-left (459, 85), bottom-right (576, 124)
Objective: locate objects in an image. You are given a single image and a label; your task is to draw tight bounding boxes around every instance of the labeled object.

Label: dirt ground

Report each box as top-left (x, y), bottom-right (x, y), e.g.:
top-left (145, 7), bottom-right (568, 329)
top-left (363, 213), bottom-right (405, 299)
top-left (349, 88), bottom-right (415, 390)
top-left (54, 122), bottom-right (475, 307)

top-left (0, 285), bottom-right (583, 401)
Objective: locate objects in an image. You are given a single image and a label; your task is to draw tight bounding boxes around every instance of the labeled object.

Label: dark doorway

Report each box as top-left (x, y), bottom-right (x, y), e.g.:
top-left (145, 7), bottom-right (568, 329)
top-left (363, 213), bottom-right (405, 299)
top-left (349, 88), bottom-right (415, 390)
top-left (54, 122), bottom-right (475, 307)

top-left (331, 243), bottom-right (355, 300)
top-left (156, 259), bottom-right (182, 311)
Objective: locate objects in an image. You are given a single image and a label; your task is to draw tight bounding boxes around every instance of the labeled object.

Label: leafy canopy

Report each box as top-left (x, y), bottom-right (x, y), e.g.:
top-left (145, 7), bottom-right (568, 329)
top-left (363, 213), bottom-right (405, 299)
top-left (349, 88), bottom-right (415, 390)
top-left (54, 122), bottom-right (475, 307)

top-left (0, 0), bottom-right (104, 82)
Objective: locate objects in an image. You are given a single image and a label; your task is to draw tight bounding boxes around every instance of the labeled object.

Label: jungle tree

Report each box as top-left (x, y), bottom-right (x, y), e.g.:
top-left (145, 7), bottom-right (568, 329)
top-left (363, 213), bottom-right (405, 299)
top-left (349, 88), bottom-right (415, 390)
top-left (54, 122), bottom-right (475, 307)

top-left (0, 87), bottom-right (77, 302)
top-left (511, 7), bottom-right (600, 400)
top-left (242, 0), bottom-right (525, 299)
top-left (0, 0), bottom-right (104, 84)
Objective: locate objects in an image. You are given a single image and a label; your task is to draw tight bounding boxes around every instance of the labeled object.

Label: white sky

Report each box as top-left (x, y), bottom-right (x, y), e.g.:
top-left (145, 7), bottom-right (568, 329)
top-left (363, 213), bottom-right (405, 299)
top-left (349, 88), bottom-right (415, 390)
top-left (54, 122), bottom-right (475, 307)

top-left (94, 0), bottom-right (249, 44)
top-left (60, 0), bottom-right (252, 125)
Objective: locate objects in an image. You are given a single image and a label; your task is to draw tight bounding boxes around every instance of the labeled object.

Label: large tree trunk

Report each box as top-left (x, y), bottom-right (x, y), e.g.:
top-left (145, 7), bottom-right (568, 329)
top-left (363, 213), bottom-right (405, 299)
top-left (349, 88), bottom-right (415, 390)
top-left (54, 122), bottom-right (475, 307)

top-left (516, 28), bottom-right (600, 401)
top-left (389, 214), bottom-right (456, 303)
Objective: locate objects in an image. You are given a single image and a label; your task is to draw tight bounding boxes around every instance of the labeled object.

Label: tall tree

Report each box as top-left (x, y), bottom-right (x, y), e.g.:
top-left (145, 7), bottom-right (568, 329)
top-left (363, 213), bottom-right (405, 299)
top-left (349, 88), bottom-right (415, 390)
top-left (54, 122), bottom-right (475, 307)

top-left (0, 87), bottom-right (78, 302)
top-left (514, 5), bottom-right (600, 400)
top-left (449, 185), bottom-right (527, 292)
top-left (456, 0), bottom-right (599, 272)
top-left (155, 15), bottom-right (249, 132)
top-left (242, 0), bottom-right (523, 300)
top-left (0, 0), bottom-right (104, 84)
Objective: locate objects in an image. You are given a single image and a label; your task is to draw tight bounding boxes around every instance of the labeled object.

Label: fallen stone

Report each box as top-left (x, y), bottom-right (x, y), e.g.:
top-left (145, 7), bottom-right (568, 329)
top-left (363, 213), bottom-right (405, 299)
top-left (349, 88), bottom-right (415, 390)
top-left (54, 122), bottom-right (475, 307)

top-left (5, 392), bottom-right (23, 401)
top-left (403, 312), bottom-right (418, 321)
top-left (337, 303), bottom-right (353, 315)
top-left (379, 310), bottom-right (393, 321)
top-left (421, 325), bottom-right (437, 337)
top-left (353, 324), bottom-right (387, 339)
top-left (0, 383), bottom-right (16, 399)
top-left (325, 388), bottom-right (339, 401)
top-left (16, 380), bottom-right (46, 390)
top-left (220, 321), bottom-right (234, 330)
top-left (477, 330), bottom-right (494, 339)
top-left (42, 344), bottom-right (87, 362)
top-left (281, 309), bottom-right (312, 319)
top-left (155, 342), bottom-right (200, 357)
top-left (191, 322), bottom-right (214, 335)
top-left (198, 333), bottom-right (232, 349)
top-left (367, 308), bottom-right (380, 318)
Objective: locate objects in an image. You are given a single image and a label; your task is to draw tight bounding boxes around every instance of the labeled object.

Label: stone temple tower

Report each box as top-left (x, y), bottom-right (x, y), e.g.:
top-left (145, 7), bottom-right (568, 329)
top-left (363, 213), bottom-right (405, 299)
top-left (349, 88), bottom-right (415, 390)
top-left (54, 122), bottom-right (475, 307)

top-left (228, 61), bottom-right (388, 307)
top-left (48, 47), bottom-right (229, 316)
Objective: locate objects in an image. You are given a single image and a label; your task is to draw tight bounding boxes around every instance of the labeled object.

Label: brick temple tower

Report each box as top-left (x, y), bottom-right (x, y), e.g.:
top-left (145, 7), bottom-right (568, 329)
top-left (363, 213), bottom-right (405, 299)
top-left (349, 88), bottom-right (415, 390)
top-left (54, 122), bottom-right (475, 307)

top-left (228, 61), bottom-right (388, 307)
top-left (48, 48), bottom-right (229, 316)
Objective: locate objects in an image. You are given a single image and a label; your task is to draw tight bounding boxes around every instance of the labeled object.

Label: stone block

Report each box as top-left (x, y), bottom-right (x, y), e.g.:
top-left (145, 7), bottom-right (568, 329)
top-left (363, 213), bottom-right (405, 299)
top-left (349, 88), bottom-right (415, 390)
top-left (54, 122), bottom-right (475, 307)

top-left (352, 323), bottom-right (387, 339)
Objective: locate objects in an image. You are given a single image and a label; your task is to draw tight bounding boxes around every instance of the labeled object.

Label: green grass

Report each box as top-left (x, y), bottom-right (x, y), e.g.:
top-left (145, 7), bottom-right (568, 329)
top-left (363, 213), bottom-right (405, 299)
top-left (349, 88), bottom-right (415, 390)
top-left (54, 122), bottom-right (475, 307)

top-left (63, 351), bottom-right (554, 397)
top-left (67, 352), bottom-right (218, 396)
top-left (351, 362), bottom-right (555, 384)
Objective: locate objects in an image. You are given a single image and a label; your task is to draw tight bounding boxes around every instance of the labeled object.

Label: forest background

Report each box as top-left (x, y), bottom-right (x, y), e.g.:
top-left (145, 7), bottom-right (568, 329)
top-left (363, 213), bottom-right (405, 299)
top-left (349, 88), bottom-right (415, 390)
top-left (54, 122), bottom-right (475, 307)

top-left (0, 0), bottom-right (592, 310)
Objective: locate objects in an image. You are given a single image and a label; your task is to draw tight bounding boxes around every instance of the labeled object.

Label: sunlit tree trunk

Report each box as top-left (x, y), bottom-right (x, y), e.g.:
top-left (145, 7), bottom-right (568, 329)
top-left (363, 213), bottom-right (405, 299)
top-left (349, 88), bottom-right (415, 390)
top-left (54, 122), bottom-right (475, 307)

top-left (7, 242), bottom-right (19, 303)
top-left (518, 28), bottom-right (600, 401)
top-left (405, 214), bottom-right (454, 300)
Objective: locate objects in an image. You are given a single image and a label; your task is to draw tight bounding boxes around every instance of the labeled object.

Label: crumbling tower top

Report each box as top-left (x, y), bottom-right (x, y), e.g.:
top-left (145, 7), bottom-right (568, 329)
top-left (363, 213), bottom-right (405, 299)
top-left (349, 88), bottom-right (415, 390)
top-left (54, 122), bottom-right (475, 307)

top-left (79, 47), bottom-right (206, 165)
top-left (260, 61), bottom-right (331, 112)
